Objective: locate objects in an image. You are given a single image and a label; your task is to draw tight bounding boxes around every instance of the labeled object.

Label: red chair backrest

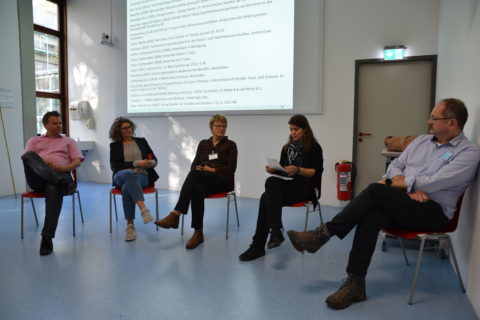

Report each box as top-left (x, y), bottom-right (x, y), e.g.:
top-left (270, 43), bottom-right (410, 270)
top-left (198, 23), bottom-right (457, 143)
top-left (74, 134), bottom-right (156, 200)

top-left (442, 194), bottom-right (464, 233)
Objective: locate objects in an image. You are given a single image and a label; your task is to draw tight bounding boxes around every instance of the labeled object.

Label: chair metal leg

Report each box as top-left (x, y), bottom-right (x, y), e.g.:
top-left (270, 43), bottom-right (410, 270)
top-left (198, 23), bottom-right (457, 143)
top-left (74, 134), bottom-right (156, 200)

top-left (155, 189), bottom-right (159, 231)
top-left (72, 193), bottom-right (76, 237)
top-left (408, 236), bottom-right (427, 305)
top-left (226, 195), bottom-right (230, 239)
top-left (446, 236), bottom-right (466, 292)
top-left (76, 190), bottom-right (84, 223)
top-left (31, 198), bottom-right (38, 226)
top-left (181, 214), bottom-right (184, 236)
top-left (113, 194), bottom-right (118, 221)
top-left (233, 193), bottom-right (239, 227)
top-left (318, 205), bottom-right (324, 225)
top-left (304, 206), bottom-right (310, 231)
top-left (21, 195), bottom-right (24, 239)
top-left (398, 237), bottom-right (410, 266)
top-left (109, 191), bottom-right (113, 233)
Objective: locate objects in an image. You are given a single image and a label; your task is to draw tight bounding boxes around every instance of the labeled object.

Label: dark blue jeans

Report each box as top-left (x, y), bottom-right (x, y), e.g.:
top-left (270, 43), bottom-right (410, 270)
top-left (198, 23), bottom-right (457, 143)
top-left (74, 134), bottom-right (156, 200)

top-left (21, 151), bottom-right (74, 239)
top-left (113, 169), bottom-right (149, 220)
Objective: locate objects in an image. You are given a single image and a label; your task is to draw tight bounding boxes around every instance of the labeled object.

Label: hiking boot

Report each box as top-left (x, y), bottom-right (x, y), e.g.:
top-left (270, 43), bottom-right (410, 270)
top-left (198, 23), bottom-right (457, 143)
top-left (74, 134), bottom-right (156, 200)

top-left (186, 230), bottom-right (204, 249)
top-left (325, 274), bottom-right (367, 309)
top-left (267, 228), bottom-right (285, 249)
top-left (239, 245), bottom-right (266, 261)
top-left (125, 224), bottom-right (136, 241)
top-left (287, 223), bottom-right (330, 253)
top-left (141, 208), bottom-right (153, 224)
top-left (154, 211), bottom-right (180, 229)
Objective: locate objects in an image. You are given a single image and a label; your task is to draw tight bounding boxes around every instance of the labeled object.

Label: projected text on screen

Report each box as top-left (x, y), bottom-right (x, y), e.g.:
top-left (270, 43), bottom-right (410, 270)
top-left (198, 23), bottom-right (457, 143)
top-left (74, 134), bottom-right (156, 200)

top-left (127, 0), bottom-right (294, 114)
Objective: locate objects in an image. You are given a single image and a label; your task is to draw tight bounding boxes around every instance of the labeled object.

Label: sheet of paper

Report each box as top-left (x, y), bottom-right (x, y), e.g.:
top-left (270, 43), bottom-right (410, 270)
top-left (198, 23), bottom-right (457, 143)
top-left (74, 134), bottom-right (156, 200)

top-left (0, 88), bottom-right (14, 109)
top-left (268, 173), bottom-right (293, 180)
top-left (266, 158), bottom-right (285, 172)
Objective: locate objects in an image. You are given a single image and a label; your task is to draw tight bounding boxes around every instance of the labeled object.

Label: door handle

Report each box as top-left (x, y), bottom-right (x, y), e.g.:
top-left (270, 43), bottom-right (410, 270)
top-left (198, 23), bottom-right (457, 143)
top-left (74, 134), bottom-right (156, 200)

top-left (358, 132), bottom-right (372, 137)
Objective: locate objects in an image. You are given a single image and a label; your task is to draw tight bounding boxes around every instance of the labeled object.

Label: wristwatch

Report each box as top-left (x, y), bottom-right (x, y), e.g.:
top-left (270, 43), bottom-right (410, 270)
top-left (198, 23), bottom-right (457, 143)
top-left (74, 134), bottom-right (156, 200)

top-left (385, 178), bottom-right (392, 186)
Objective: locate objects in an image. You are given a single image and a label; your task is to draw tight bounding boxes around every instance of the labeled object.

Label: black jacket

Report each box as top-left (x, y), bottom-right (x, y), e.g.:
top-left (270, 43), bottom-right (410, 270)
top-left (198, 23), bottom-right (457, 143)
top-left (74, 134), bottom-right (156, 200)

top-left (109, 137), bottom-right (159, 185)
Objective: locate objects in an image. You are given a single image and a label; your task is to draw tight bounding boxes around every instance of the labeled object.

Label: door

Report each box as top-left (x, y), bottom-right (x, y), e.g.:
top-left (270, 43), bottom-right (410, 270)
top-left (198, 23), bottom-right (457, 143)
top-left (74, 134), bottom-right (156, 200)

top-left (353, 57), bottom-right (436, 195)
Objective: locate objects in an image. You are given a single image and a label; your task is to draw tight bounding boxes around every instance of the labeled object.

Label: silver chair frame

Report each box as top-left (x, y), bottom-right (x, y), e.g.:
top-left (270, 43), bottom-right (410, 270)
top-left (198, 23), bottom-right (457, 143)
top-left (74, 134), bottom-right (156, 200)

top-left (20, 190), bottom-right (84, 239)
top-left (180, 190), bottom-right (239, 239)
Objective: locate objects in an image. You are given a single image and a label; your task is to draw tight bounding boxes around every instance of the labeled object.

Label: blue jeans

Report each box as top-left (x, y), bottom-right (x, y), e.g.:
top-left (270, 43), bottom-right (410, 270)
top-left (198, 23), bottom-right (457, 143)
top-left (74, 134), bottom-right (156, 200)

top-left (113, 169), bottom-right (149, 220)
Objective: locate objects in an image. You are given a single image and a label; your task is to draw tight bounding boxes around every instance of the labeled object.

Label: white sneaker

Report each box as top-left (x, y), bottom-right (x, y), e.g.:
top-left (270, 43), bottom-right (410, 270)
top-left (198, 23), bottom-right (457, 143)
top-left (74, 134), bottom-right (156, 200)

top-left (125, 224), bottom-right (136, 241)
top-left (141, 208), bottom-right (153, 224)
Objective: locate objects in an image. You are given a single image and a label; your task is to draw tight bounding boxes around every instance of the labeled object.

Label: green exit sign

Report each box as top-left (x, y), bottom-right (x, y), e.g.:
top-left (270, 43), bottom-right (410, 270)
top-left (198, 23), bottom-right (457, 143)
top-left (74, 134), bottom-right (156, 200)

top-left (384, 47), bottom-right (406, 60)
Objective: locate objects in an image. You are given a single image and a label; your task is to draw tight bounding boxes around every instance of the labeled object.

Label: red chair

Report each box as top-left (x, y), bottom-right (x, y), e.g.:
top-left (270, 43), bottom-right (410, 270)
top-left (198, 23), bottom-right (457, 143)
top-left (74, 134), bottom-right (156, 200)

top-left (180, 190), bottom-right (239, 239)
top-left (109, 184), bottom-right (159, 233)
top-left (286, 174), bottom-right (323, 231)
top-left (20, 170), bottom-right (84, 239)
top-left (382, 195), bottom-right (465, 304)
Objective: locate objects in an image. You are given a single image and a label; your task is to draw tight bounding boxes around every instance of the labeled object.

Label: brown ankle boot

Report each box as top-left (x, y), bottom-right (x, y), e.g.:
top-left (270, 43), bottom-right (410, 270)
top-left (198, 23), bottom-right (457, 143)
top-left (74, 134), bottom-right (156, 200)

top-left (186, 230), bottom-right (204, 249)
top-left (325, 274), bottom-right (367, 309)
top-left (154, 211), bottom-right (180, 229)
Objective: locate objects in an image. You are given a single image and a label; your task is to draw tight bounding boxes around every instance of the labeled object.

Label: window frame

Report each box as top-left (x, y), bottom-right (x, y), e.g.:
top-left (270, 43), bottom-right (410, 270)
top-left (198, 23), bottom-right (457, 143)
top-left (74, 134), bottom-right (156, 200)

top-left (33, 0), bottom-right (69, 134)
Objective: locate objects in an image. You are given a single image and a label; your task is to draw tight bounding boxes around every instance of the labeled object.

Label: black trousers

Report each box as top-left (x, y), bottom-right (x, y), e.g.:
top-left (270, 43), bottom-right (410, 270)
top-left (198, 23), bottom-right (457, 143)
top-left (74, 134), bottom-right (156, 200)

top-left (21, 151), bottom-right (73, 239)
top-left (326, 183), bottom-right (449, 277)
top-left (174, 170), bottom-right (230, 230)
top-left (252, 177), bottom-right (313, 248)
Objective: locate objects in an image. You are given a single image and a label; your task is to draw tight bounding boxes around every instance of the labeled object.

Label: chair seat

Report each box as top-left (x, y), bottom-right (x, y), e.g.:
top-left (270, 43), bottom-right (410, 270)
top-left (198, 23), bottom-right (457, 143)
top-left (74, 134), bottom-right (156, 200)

top-left (109, 184), bottom-right (159, 233)
top-left (383, 229), bottom-right (431, 239)
top-left (289, 200), bottom-right (309, 207)
top-left (180, 189), bottom-right (239, 239)
top-left (205, 192), bottom-right (230, 199)
top-left (110, 185), bottom-right (156, 195)
top-left (22, 191), bottom-right (47, 198)
top-left (384, 219), bottom-right (459, 239)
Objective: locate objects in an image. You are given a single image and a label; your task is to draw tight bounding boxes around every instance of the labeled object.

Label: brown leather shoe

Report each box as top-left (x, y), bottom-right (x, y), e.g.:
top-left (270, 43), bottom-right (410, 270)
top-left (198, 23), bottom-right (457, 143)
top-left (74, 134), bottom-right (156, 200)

top-left (154, 211), bottom-right (180, 229)
top-left (186, 230), bottom-right (204, 249)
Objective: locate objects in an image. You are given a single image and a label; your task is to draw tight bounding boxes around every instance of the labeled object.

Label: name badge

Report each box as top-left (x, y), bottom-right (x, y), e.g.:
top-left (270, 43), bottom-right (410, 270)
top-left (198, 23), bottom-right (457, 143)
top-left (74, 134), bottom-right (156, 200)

top-left (440, 151), bottom-right (453, 161)
top-left (209, 153), bottom-right (218, 160)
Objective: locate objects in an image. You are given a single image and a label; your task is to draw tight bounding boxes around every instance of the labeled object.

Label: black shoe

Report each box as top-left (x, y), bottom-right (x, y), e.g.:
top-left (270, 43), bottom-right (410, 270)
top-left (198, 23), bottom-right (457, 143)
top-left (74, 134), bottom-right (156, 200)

top-left (239, 245), bottom-right (265, 261)
top-left (267, 229), bottom-right (285, 249)
top-left (39, 237), bottom-right (53, 256)
top-left (59, 179), bottom-right (76, 196)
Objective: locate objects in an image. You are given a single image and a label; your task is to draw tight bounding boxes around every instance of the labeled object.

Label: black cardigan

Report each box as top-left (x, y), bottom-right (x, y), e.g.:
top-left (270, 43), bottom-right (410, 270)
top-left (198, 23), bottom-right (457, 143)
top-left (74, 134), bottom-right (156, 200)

top-left (109, 137), bottom-right (159, 185)
top-left (279, 142), bottom-right (324, 200)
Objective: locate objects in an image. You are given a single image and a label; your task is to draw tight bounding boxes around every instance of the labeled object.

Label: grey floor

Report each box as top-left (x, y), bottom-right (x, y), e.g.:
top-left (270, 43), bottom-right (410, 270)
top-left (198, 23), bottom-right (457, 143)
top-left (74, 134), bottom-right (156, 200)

top-left (0, 181), bottom-right (478, 320)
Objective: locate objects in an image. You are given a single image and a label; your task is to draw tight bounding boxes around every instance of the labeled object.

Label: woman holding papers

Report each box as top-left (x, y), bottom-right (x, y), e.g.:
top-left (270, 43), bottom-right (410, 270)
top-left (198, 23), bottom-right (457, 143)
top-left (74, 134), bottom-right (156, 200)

top-left (155, 114), bottom-right (237, 249)
top-left (239, 114), bottom-right (323, 261)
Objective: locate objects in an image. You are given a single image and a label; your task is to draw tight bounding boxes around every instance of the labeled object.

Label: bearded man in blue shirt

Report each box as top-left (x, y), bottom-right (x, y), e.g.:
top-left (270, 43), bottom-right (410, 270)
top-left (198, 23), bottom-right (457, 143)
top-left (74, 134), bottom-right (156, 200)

top-left (287, 98), bottom-right (480, 310)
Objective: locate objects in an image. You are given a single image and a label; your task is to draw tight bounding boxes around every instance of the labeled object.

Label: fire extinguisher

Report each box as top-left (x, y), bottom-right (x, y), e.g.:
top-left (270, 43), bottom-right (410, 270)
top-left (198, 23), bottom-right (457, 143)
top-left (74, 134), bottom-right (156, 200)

top-left (335, 161), bottom-right (356, 201)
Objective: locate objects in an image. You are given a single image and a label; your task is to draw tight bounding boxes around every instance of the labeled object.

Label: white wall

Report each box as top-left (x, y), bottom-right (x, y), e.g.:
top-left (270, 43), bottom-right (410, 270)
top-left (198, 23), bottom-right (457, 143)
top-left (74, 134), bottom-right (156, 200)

top-left (68, 0), bottom-right (438, 205)
top-left (0, 0), bottom-right (27, 197)
top-left (67, 0), bottom-right (440, 206)
top-left (437, 0), bottom-right (480, 315)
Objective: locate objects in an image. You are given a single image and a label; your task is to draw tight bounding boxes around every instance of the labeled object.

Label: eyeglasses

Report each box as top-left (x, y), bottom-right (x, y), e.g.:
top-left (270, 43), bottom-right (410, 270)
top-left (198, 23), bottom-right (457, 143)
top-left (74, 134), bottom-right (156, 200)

top-left (213, 125), bottom-right (227, 129)
top-left (428, 116), bottom-right (453, 121)
top-left (120, 125), bottom-right (132, 131)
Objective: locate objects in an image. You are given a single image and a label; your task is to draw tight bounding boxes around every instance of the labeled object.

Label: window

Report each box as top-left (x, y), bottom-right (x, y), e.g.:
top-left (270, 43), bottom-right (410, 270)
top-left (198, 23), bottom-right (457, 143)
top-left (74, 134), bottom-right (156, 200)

top-left (32, 0), bottom-right (67, 134)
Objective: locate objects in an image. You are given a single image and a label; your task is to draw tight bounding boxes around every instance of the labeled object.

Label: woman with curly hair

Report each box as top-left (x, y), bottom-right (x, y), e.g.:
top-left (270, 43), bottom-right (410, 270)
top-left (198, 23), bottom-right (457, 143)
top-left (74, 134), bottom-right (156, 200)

top-left (109, 117), bottom-right (159, 241)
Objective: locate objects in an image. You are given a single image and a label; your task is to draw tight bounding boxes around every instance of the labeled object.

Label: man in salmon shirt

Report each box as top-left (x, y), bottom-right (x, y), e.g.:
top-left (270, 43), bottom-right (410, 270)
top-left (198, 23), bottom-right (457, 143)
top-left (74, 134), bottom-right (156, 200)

top-left (22, 111), bottom-right (84, 256)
